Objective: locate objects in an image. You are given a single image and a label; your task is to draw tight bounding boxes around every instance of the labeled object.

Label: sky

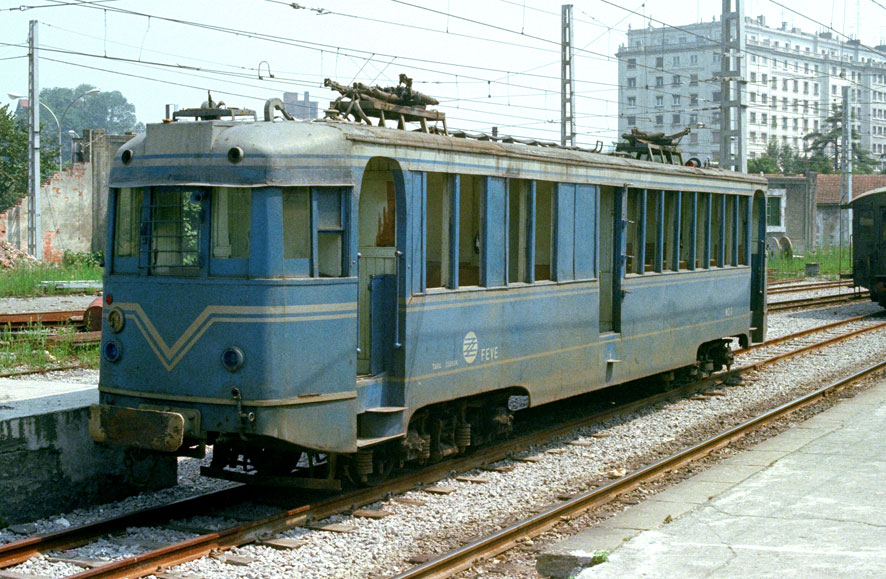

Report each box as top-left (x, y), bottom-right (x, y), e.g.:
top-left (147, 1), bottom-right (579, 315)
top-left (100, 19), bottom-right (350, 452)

top-left (1, 0), bottom-right (885, 149)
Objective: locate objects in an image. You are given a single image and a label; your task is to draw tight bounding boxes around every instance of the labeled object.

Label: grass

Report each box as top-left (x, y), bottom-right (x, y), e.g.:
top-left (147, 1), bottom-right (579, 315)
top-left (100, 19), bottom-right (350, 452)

top-left (0, 260), bottom-right (103, 297)
top-left (0, 324), bottom-right (100, 374)
top-left (768, 245), bottom-right (853, 280)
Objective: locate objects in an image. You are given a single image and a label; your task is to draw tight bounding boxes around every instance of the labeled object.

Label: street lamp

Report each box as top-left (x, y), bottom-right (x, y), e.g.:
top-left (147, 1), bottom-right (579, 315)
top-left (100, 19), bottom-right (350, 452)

top-left (8, 88), bottom-right (99, 172)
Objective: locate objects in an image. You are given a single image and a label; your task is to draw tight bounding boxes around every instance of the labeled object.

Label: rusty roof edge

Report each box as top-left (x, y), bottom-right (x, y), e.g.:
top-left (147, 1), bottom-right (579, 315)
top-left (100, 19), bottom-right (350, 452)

top-left (343, 131), bottom-right (767, 187)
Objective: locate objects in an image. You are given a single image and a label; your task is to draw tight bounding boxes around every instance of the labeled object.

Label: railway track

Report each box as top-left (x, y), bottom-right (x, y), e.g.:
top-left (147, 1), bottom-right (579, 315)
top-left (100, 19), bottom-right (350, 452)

top-left (2, 312), bottom-right (884, 578)
top-left (766, 280), bottom-right (853, 295)
top-left (393, 357), bottom-right (886, 578)
top-left (768, 290), bottom-right (870, 311)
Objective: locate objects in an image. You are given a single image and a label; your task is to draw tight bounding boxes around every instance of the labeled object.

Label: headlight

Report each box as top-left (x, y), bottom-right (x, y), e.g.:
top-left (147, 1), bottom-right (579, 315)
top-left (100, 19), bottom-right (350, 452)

top-left (102, 341), bottom-right (122, 363)
top-left (221, 347), bottom-right (244, 372)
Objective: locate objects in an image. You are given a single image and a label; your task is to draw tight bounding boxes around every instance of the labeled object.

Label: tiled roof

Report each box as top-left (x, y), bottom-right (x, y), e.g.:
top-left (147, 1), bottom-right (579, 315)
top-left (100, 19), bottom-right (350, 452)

top-left (817, 173), bottom-right (886, 204)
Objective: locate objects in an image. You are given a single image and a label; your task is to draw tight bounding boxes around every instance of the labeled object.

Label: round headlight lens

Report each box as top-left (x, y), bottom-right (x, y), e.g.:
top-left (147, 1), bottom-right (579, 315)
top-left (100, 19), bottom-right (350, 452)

top-left (221, 347), bottom-right (244, 372)
top-left (102, 341), bottom-right (122, 363)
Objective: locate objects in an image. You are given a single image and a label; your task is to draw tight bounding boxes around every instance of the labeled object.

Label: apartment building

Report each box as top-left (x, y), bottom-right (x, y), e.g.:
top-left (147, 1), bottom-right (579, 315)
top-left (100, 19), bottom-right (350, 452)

top-left (616, 15), bottom-right (886, 166)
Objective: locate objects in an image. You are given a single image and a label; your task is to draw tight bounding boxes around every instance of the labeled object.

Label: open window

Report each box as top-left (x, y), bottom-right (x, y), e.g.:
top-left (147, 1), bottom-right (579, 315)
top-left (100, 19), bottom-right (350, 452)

top-left (535, 182), bottom-right (553, 281)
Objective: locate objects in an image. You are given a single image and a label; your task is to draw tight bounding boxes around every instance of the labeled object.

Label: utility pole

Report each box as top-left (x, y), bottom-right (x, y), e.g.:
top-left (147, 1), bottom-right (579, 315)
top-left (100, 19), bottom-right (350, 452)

top-left (27, 20), bottom-right (41, 259)
top-left (840, 85), bottom-right (852, 275)
top-left (719, 0), bottom-right (746, 172)
top-left (561, 4), bottom-right (575, 148)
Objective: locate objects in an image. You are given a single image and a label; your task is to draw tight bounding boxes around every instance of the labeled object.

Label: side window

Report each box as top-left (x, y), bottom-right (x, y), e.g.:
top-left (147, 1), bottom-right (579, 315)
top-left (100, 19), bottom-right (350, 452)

top-left (508, 179), bottom-right (531, 284)
top-left (680, 192), bottom-right (695, 269)
top-left (696, 193), bottom-right (710, 268)
top-left (458, 175), bottom-right (484, 287)
top-left (725, 195), bottom-right (736, 265)
top-left (426, 173), bottom-right (452, 289)
top-left (647, 190), bottom-right (660, 272)
top-left (114, 187), bottom-right (143, 259)
top-left (626, 189), bottom-right (644, 274)
top-left (317, 188), bottom-right (345, 277)
top-left (211, 187), bottom-right (251, 259)
top-left (712, 194), bottom-right (725, 266)
top-left (283, 187), bottom-right (348, 277)
top-left (282, 188), bottom-right (311, 262)
top-left (535, 182), bottom-right (553, 281)
top-left (663, 191), bottom-right (678, 271)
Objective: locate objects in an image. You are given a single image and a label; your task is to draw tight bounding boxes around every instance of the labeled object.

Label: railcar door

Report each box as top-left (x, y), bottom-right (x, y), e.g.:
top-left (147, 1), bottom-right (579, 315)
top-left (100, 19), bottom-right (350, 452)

top-left (750, 190), bottom-right (767, 343)
top-left (357, 159), bottom-right (399, 375)
top-left (879, 206), bottom-right (886, 272)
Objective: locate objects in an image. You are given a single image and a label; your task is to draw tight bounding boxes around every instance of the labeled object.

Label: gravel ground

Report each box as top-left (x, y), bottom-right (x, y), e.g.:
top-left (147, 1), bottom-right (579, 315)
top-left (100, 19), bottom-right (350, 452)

top-left (3, 300), bottom-right (885, 578)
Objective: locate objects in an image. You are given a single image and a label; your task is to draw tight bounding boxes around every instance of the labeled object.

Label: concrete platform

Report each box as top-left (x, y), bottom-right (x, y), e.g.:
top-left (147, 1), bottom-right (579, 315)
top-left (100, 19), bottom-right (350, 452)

top-left (537, 378), bottom-right (886, 578)
top-left (0, 378), bottom-right (176, 527)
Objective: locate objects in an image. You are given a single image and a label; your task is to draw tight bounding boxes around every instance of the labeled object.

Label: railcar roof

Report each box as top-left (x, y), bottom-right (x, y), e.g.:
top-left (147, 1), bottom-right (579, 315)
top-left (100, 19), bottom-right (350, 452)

top-left (847, 186), bottom-right (886, 205)
top-left (112, 118), bottom-right (766, 192)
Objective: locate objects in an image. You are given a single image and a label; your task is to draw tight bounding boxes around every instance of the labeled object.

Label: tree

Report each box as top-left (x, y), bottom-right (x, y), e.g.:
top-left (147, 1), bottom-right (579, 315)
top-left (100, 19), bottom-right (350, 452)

top-left (747, 141), bottom-right (805, 175)
top-left (39, 84), bottom-right (141, 168)
top-left (747, 141), bottom-right (779, 174)
top-left (0, 104), bottom-right (59, 211)
top-left (804, 102), bottom-right (880, 174)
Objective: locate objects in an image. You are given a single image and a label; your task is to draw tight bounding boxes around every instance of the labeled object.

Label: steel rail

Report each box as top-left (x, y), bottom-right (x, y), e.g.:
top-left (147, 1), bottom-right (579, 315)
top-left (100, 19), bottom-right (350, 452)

top-left (0, 486), bottom-right (251, 568)
top-left (735, 312), bottom-right (880, 354)
top-left (768, 291), bottom-right (869, 311)
top-left (0, 310), bottom-right (85, 328)
top-left (392, 360), bottom-right (886, 578)
top-left (5, 316), bottom-right (885, 578)
top-left (767, 280), bottom-right (853, 295)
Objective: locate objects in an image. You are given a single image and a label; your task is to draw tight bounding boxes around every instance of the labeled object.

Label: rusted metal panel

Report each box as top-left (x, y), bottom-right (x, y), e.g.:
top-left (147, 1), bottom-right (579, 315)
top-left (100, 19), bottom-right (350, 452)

top-left (89, 404), bottom-right (184, 453)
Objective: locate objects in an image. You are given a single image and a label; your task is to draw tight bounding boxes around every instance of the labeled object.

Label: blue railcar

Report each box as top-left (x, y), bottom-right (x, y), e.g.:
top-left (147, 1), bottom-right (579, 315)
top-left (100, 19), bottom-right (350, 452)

top-left (90, 102), bottom-right (768, 487)
top-left (849, 187), bottom-right (886, 306)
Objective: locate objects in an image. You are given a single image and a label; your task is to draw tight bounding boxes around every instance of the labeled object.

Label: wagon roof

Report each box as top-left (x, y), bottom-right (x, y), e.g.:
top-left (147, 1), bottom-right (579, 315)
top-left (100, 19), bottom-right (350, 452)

top-left (847, 185), bottom-right (886, 205)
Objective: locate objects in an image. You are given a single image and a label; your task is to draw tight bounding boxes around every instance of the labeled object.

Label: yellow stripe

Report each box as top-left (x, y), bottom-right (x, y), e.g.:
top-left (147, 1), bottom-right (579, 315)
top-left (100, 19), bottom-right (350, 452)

top-left (116, 302), bottom-right (355, 371)
top-left (396, 313), bottom-right (751, 383)
top-left (99, 385), bottom-right (357, 406)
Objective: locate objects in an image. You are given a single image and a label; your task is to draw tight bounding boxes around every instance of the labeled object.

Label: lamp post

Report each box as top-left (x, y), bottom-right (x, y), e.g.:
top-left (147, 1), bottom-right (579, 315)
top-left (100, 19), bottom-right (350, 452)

top-left (8, 88), bottom-right (99, 172)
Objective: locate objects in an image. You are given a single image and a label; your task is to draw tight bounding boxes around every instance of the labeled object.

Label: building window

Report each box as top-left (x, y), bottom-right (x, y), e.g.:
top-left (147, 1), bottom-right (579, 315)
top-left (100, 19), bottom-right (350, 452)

top-left (767, 196), bottom-right (782, 227)
top-left (655, 95), bottom-right (664, 107)
top-left (690, 94), bottom-right (698, 105)
top-left (690, 54), bottom-right (698, 64)
top-left (713, 91), bottom-right (721, 101)
top-left (656, 76), bottom-right (664, 87)
top-left (750, 131), bottom-right (757, 142)
top-left (656, 57), bottom-right (664, 68)
top-left (750, 112), bottom-right (757, 123)
top-left (672, 114), bottom-right (681, 125)
top-left (762, 113), bottom-right (768, 124)
top-left (627, 96), bottom-right (636, 107)
top-left (750, 72), bottom-right (757, 82)
top-left (627, 58), bottom-right (636, 69)
top-left (690, 73), bottom-right (698, 85)
top-left (655, 115), bottom-right (664, 126)
top-left (672, 75), bottom-right (681, 85)
top-left (689, 113), bottom-right (698, 123)
top-left (627, 77), bottom-right (636, 88)
top-left (673, 56), bottom-right (680, 66)
top-left (750, 92), bottom-right (757, 103)
top-left (762, 73), bottom-right (768, 83)
top-left (672, 94), bottom-right (681, 105)
top-left (626, 115), bottom-right (636, 125)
